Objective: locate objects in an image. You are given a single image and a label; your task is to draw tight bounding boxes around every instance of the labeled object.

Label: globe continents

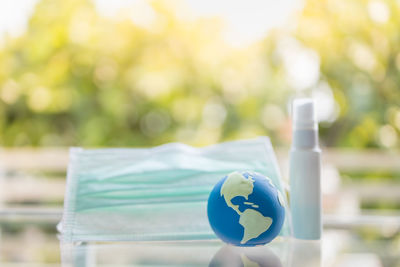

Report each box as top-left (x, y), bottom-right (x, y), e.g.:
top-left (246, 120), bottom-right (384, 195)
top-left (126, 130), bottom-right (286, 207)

top-left (207, 171), bottom-right (285, 246)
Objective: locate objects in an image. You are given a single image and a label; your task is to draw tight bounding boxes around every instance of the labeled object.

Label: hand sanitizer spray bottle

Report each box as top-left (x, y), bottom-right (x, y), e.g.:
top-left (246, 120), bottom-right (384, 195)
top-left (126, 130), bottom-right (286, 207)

top-left (289, 98), bottom-right (322, 240)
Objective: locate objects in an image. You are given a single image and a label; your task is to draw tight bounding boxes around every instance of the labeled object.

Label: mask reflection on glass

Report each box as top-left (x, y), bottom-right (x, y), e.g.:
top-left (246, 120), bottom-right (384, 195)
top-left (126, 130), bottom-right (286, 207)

top-left (60, 240), bottom-right (321, 267)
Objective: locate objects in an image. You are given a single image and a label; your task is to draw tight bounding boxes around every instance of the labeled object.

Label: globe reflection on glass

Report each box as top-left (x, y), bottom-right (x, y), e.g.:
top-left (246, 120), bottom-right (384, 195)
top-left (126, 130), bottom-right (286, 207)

top-left (209, 245), bottom-right (282, 267)
top-left (207, 171), bottom-right (285, 246)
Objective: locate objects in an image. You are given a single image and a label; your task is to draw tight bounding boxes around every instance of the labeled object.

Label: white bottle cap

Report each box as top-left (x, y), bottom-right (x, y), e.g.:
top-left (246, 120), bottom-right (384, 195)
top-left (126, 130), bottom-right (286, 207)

top-left (292, 98), bottom-right (317, 130)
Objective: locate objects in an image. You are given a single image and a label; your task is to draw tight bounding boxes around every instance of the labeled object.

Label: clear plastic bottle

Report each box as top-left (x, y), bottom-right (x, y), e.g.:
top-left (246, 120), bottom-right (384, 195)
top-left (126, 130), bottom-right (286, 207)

top-left (289, 98), bottom-right (322, 240)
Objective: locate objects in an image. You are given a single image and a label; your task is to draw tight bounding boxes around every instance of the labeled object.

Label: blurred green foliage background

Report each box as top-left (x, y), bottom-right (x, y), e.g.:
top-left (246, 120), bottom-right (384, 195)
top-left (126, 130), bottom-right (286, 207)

top-left (0, 0), bottom-right (399, 148)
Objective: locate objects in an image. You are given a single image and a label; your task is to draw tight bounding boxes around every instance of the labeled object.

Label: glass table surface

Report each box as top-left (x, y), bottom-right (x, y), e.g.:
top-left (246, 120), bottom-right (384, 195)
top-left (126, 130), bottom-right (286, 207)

top-left (1, 211), bottom-right (399, 267)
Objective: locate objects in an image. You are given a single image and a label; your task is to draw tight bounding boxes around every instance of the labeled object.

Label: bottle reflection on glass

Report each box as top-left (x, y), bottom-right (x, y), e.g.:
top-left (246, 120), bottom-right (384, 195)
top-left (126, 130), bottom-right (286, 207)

top-left (289, 240), bottom-right (321, 267)
top-left (209, 245), bottom-right (282, 267)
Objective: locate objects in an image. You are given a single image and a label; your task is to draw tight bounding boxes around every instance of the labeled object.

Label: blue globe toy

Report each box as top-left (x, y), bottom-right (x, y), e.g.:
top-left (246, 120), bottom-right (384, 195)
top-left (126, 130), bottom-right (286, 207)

top-left (207, 171), bottom-right (285, 246)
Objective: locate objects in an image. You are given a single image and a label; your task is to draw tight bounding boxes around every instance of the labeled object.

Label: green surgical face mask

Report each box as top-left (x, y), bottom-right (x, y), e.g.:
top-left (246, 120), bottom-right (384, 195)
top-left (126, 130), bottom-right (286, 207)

top-left (59, 137), bottom-right (292, 242)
